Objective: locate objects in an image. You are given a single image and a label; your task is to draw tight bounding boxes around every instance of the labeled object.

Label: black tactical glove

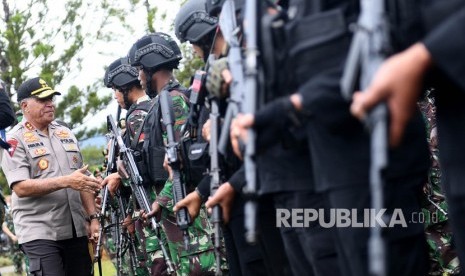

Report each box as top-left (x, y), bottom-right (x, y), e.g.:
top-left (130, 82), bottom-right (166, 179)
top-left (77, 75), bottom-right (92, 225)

top-left (254, 96), bottom-right (295, 131)
top-left (206, 57), bottom-right (230, 99)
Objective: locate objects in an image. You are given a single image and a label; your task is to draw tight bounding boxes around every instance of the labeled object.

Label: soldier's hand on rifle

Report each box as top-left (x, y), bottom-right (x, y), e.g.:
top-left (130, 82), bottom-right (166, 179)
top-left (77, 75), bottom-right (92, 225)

top-left (206, 57), bottom-right (232, 99)
top-left (163, 155), bottom-right (174, 181)
top-left (350, 43), bottom-right (432, 147)
top-left (173, 190), bottom-right (202, 220)
top-left (205, 182), bottom-right (235, 223)
top-left (230, 114), bottom-right (253, 159)
top-left (122, 214), bottom-right (135, 235)
top-left (202, 119), bottom-right (211, 142)
top-left (117, 160), bottom-right (130, 180)
top-left (66, 165), bottom-right (102, 194)
top-left (102, 172), bottom-right (122, 197)
top-left (141, 201), bottom-right (162, 223)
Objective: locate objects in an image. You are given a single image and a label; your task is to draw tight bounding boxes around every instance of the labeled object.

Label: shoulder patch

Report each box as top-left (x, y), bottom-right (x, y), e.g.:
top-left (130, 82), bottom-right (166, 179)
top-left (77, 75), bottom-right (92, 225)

top-left (7, 139), bottom-right (18, 157)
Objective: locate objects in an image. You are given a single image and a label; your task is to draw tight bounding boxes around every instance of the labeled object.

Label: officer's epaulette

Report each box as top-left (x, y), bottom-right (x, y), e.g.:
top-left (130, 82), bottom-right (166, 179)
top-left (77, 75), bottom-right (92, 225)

top-left (8, 121), bottom-right (27, 136)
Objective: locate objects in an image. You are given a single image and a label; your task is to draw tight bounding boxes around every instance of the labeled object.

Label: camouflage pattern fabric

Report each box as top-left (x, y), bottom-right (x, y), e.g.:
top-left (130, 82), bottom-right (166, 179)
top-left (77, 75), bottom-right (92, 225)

top-left (156, 180), bottom-right (228, 276)
top-left (419, 91), bottom-right (460, 275)
top-left (4, 205), bottom-right (26, 274)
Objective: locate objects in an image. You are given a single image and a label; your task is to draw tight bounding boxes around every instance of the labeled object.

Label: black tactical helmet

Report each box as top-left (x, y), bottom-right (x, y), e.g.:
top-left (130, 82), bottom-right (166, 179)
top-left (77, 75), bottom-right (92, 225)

top-left (128, 32), bottom-right (182, 72)
top-left (104, 57), bottom-right (139, 88)
top-left (174, 0), bottom-right (218, 44)
top-left (205, 0), bottom-right (244, 17)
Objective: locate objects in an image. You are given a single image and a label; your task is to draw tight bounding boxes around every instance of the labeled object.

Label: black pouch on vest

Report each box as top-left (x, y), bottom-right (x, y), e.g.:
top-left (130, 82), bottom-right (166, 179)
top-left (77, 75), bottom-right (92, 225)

top-left (180, 137), bottom-right (209, 187)
top-left (147, 145), bottom-right (169, 187)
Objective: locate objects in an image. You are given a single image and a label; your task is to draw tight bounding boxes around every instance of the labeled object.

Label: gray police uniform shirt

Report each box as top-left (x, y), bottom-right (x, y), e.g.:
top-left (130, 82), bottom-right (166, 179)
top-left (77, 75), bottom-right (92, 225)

top-left (1, 120), bottom-right (88, 244)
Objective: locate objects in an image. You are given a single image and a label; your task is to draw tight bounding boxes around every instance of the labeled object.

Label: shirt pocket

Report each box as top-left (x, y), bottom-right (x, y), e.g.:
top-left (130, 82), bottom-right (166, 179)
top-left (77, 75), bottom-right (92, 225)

top-left (28, 147), bottom-right (54, 178)
top-left (62, 143), bottom-right (83, 169)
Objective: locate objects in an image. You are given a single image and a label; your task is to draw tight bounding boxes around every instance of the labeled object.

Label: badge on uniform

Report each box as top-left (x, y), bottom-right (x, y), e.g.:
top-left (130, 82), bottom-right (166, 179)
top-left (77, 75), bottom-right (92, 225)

top-left (25, 122), bottom-right (35, 131)
top-left (7, 139), bottom-right (18, 157)
top-left (55, 130), bottom-right (70, 139)
top-left (34, 148), bottom-right (47, 156)
top-left (38, 158), bottom-right (49, 170)
top-left (72, 155), bottom-right (79, 164)
top-left (63, 143), bottom-right (78, 151)
top-left (23, 132), bottom-right (40, 143)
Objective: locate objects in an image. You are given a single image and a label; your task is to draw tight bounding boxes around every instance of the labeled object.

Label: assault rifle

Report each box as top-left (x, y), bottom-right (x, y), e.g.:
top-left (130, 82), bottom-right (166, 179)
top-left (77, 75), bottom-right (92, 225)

top-left (93, 133), bottom-right (117, 276)
top-left (217, 0), bottom-right (245, 156)
top-left (340, 1), bottom-right (391, 275)
top-left (207, 53), bottom-right (224, 275)
top-left (241, 0), bottom-right (259, 245)
top-left (107, 114), bottom-right (175, 274)
top-left (159, 90), bottom-right (192, 250)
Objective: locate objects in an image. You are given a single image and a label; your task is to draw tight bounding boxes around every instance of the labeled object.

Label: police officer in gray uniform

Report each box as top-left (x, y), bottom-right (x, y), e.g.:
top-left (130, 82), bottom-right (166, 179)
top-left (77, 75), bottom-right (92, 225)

top-left (1, 77), bottom-right (102, 276)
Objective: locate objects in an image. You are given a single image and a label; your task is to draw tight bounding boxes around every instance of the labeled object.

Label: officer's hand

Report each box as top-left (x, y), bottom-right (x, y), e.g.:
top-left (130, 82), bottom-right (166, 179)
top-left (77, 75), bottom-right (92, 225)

top-left (205, 182), bottom-right (235, 224)
top-left (67, 165), bottom-right (102, 193)
top-left (163, 155), bottom-right (173, 181)
top-left (350, 43), bottom-right (432, 147)
top-left (11, 235), bottom-right (18, 244)
top-left (88, 219), bottom-right (100, 244)
top-left (102, 172), bottom-right (122, 197)
top-left (141, 201), bottom-right (162, 223)
top-left (173, 191), bottom-right (202, 219)
top-left (117, 160), bottom-right (130, 180)
top-left (230, 114), bottom-right (253, 159)
top-left (206, 57), bottom-right (232, 99)
top-left (202, 119), bottom-right (211, 142)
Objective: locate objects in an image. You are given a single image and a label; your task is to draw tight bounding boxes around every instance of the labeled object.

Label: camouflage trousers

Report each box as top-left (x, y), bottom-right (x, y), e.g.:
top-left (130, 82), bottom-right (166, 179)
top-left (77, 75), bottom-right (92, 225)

top-left (160, 206), bottom-right (228, 276)
top-left (10, 242), bottom-right (25, 274)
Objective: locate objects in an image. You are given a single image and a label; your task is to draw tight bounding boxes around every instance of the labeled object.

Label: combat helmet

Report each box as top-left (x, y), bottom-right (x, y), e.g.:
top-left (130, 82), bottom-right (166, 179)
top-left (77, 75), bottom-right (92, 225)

top-left (104, 57), bottom-right (140, 109)
top-left (104, 57), bottom-right (139, 89)
top-left (128, 32), bottom-right (182, 72)
top-left (174, 0), bottom-right (218, 44)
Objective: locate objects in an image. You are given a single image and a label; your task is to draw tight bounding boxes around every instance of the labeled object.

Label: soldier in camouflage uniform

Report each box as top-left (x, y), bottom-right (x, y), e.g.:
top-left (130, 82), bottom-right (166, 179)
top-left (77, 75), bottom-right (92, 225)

top-left (103, 57), bottom-right (168, 275)
top-left (129, 32), bottom-right (224, 275)
top-left (419, 90), bottom-right (460, 275)
top-left (2, 195), bottom-right (27, 274)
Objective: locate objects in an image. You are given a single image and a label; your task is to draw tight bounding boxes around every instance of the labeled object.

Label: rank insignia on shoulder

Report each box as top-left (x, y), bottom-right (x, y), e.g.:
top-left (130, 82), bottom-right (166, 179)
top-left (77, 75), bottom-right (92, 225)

top-left (55, 130), bottom-right (70, 139)
top-left (38, 158), bottom-right (49, 170)
top-left (7, 139), bottom-right (18, 157)
top-left (25, 122), bottom-right (35, 131)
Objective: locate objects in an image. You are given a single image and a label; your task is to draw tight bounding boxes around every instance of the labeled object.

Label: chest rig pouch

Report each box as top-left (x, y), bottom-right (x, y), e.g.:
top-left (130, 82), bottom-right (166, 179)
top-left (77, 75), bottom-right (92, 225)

top-left (180, 106), bottom-right (210, 187)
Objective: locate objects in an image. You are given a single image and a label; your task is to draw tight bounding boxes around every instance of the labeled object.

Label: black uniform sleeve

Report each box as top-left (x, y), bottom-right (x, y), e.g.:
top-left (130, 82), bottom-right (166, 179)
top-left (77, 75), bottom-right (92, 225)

top-left (0, 88), bottom-right (15, 129)
top-left (423, 4), bottom-right (465, 91)
top-left (228, 165), bottom-right (245, 193)
top-left (196, 175), bottom-right (212, 200)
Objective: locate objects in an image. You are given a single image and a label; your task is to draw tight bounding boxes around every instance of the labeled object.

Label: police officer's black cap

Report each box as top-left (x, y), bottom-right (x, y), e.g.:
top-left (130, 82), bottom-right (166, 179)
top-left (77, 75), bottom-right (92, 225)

top-left (104, 57), bottom-right (139, 88)
top-left (17, 77), bottom-right (61, 102)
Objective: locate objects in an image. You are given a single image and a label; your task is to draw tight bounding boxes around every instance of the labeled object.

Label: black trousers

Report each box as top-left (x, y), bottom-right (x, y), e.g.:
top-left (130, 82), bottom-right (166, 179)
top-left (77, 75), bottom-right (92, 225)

top-left (326, 174), bottom-right (429, 276)
top-left (21, 236), bottom-right (92, 276)
top-left (223, 196), bottom-right (268, 276)
top-left (273, 191), bottom-right (340, 276)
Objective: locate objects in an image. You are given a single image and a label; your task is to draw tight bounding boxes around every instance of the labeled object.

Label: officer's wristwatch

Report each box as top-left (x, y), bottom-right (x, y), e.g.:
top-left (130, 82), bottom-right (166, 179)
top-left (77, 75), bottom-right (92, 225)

top-left (88, 213), bottom-right (100, 222)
